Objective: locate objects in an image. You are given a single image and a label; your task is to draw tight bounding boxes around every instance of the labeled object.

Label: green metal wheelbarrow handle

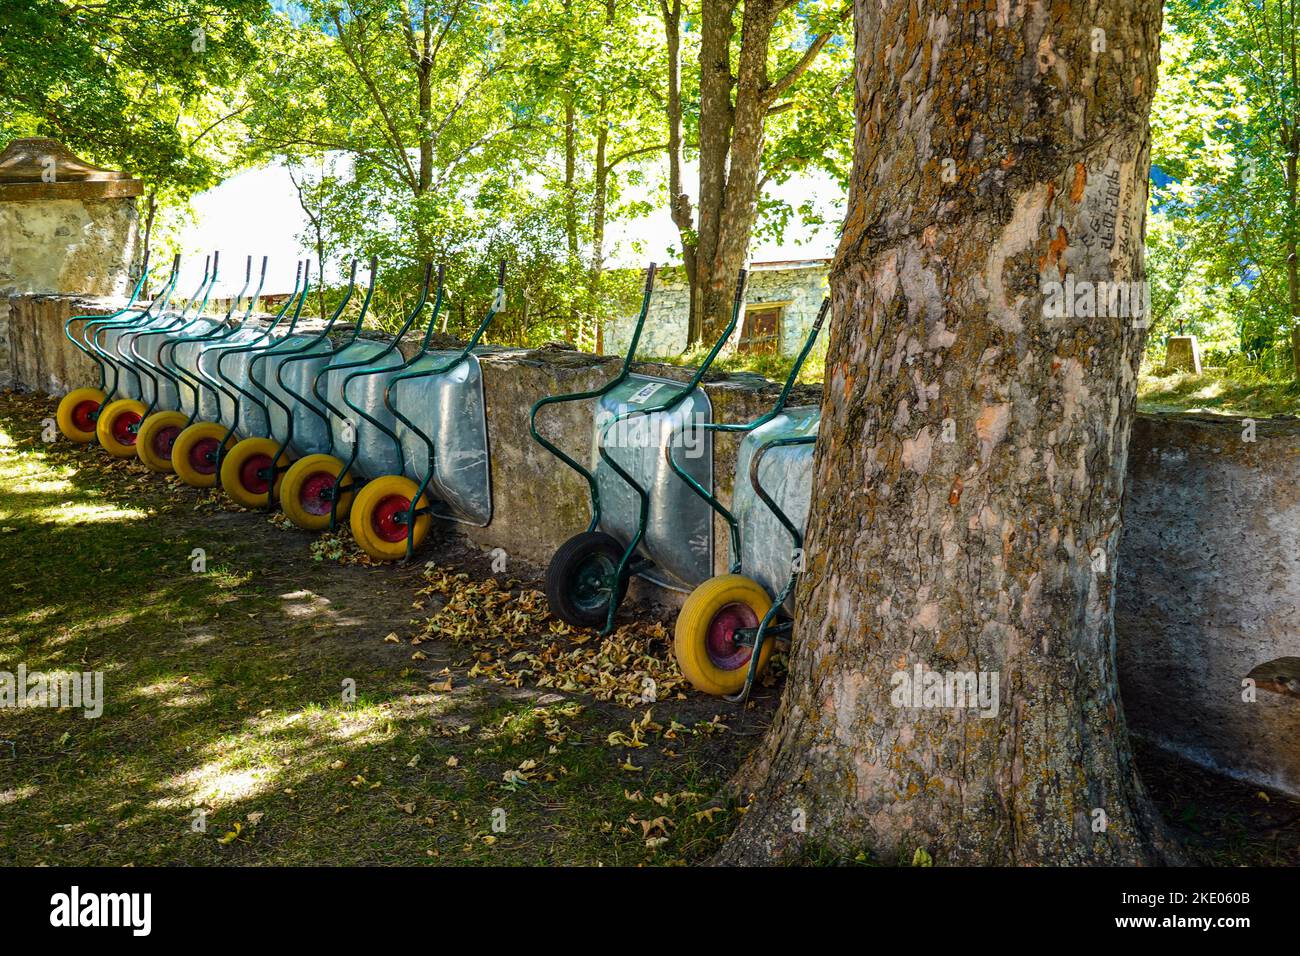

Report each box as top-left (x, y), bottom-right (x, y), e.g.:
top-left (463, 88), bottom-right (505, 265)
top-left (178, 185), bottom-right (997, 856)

top-left (727, 433), bottom-right (818, 704)
top-left (84, 255), bottom-right (196, 402)
top-left (385, 261), bottom-right (508, 561)
top-left (213, 259), bottom-right (315, 459)
top-left (274, 257), bottom-right (373, 455)
top-left (662, 296), bottom-right (830, 571)
top-left (62, 249), bottom-right (158, 392)
top-left (252, 259), bottom-right (361, 490)
top-left (527, 262), bottom-right (658, 536)
top-left (161, 255), bottom-right (265, 428)
top-left (329, 261), bottom-right (437, 529)
top-left (108, 254), bottom-right (221, 415)
top-left (592, 268), bottom-right (750, 634)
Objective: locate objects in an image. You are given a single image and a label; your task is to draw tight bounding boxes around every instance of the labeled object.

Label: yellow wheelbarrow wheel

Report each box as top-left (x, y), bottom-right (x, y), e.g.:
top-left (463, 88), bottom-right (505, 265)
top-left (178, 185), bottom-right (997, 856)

top-left (220, 437), bottom-right (289, 508)
top-left (349, 475), bottom-right (430, 561)
top-left (673, 574), bottom-right (775, 697)
top-left (135, 410), bottom-right (189, 473)
top-left (95, 398), bottom-right (147, 458)
top-left (279, 454), bottom-right (355, 531)
top-left (56, 387), bottom-right (106, 443)
top-left (171, 422), bottom-right (232, 488)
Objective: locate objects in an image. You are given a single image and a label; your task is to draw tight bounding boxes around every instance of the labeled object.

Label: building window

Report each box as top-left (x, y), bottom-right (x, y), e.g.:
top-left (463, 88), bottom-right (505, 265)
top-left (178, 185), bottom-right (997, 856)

top-left (738, 303), bottom-right (785, 353)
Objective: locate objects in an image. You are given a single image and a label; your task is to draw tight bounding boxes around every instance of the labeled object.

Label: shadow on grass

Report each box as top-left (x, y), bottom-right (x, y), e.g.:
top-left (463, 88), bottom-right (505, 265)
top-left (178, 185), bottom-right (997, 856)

top-left (0, 392), bottom-right (749, 866)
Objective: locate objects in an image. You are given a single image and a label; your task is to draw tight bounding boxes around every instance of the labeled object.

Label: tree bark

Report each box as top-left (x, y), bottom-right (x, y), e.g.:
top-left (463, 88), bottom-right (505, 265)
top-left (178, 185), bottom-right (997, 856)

top-left (659, 0), bottom-right (701, 346)
top-left (664, 0), bottom-right (844, 347)
top-left (1285, 141), bottom-right (1300, 377)
top-left (719, 0), bottom-right (1178, 866)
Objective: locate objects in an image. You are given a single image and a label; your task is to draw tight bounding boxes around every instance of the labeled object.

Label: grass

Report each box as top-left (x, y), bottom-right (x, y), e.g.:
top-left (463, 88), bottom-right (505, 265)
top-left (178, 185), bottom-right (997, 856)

top-left (660, 343), bottom-right (1299, 421)
top-left (2, 390), bottom-right (1297, 867)
top-left (643, 335), bottom-right (829, 387)
top-left (0, 391), bottom-right (760, 865)
top-left (1137, 365), bottom-right (1300, 418)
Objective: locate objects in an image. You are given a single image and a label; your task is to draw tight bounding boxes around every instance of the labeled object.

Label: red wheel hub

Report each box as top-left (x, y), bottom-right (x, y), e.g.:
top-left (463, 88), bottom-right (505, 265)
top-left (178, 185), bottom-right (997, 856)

top-left (111, 410), bottom-right (141, 445)
top-left (240, 453), bottom-right (274, 493)
top-left (370, 494), bottom-right (413, 543)
top-left (188, 437), bottom-right (220, 475)
top-left (705, 602), bottom-right (759, 670)
top-left (299, 472), bottom-right (336, 516)
top-left (151, 425), bottom-right (181, 458)
top-left (72, 400), bottom-right (99, 432)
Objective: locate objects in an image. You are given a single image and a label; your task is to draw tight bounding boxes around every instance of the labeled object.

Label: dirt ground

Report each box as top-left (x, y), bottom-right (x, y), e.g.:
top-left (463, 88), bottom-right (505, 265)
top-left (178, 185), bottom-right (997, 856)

top-left (1, 389), bottom-right (1296, 866)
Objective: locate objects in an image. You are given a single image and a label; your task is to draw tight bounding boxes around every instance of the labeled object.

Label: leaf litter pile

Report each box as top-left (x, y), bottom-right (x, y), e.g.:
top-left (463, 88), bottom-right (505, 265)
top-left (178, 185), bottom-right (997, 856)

top-left (417, 566), bottom-right (691, 707)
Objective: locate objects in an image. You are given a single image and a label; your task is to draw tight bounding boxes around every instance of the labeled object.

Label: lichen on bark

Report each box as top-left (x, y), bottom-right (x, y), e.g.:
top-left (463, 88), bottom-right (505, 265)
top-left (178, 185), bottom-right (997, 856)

top-left (718, 0), bottom-right (1180, 866)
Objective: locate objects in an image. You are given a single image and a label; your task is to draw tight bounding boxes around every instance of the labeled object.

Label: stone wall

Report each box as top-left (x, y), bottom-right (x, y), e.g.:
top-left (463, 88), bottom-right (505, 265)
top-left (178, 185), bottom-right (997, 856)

top-left (604, 263), bottom-right (830, 357)
top-left (5, 294), bottom-right (814, 586)
top-left (6, 294), bottom-right (121, 395)
top-left (0, 138), bottom-right (141, 389)
top-left (8, 292), bottom-right (1300, 796)
top-left (1116, 414), bottom-right (1300, 795)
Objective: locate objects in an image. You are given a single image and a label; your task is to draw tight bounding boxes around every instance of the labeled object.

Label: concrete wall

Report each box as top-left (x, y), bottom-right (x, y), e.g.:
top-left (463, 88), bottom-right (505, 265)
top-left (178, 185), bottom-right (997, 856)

top-left (8, 293), bottom-right (1300, 796)
top-left (1116, 414), bottom-right (1300, 795)
top-left (604, 263), bottom-right (830, 357)
top-left (0, 197), bottom-right (139, 388)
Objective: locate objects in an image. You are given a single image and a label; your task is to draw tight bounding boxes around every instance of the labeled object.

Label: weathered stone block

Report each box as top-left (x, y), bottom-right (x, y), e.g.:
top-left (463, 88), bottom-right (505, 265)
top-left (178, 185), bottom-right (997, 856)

top-left (1163, 334), bottom-right (1202, 374)
top-left (1116, 413), bottom-right (1300, 795)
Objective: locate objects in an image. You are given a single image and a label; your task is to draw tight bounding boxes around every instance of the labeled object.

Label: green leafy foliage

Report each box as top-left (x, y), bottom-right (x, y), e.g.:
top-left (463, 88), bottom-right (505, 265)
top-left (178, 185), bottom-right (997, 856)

top-left (1149, 0), bottom-right (1300, 375)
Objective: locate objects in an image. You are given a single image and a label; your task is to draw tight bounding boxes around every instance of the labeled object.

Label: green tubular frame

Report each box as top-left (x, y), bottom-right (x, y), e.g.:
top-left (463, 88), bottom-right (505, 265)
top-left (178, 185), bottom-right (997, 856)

top-left (321, 261), bottom-right (436, 530)
top-left (210, 259), bottom-right (312, 464)
top-left (383, 260), bottom-right (507, 560)
top-left (226, 261), bottom-right (309, 463)
top-left (246, 259), bottom-right (365, 507)
top-left (79, 259), bottom-right (177, 410)
top-left (62, 249), bottom-right (158, 394)
top-left (727, 433), bottom-right (817, 704)
top-left (527, 263), bottom-right (658, 536)
top-left (115, 253), bottom-right (221, 419)
top-left (90, 256), bottom-right (212, 412)
top-left (275, 258), bottom-right (376, 476)
top-left (84, 255), bottom-right (196, 406)
top-left (663, 296), bottom-right (829, 571)
top-left (157, 254), bottom-right (264, 432)
top-left (588, 269), bottom-right (751, 635)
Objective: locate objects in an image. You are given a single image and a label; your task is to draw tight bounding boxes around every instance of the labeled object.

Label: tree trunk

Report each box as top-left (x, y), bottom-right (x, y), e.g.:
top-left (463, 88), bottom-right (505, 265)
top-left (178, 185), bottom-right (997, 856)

top-left (591, 111), bottom-right (610, 353)
top-left (719, 0), bottom-right (1178, 866)
top-left (693, 0), bottom-right (780, 344)
top-left (141, 187), bottom-right (157, 293)
top-left (565, 93), bottom-right (581, 341)
top-left (659, 0), bottom-right (701, 347)
top-left (1286, 143), bottom-right (1300, 377)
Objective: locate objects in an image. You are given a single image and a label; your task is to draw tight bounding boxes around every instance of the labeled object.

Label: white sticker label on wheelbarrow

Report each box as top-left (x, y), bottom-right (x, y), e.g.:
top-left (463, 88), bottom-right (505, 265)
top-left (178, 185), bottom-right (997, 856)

top-left (628, 382), bottom-right (664, 404)
top-left (797, 417), bottom-right (819, 434)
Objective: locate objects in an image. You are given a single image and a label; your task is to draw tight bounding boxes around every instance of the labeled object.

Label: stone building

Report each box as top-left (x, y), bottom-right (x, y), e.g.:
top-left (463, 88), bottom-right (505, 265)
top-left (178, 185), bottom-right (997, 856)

top-left (604, 259), bottom-right (830, 358)
top-left (0, 137), bottom-right (142, 390)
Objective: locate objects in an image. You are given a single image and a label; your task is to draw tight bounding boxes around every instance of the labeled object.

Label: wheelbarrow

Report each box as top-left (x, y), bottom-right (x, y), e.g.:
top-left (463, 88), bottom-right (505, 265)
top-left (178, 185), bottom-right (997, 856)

top-left (161, 256), bottom-right (282, 484)
top-left (348, 262), bottom-right (502, 561)
top-left (211, 257), bottom-right (315, 504)
top-left (207, 261), bottom-right (322, 506)
top-left (532, 267), bottom-right (746, 634)
top-left (278, 260), bottom-right (440, 535)
top-left (91, 254), bottom-right (221, 457)
top-left (219, 259), bottom-right (365, 511)
top-left (129, 256), bottom-right (271, 473)
top-left (54, 250), bottom-right (174, 443)
top-left (666, 298), bottom-right (828, 700)
top-left (272, 258), bottom-right (379, 530)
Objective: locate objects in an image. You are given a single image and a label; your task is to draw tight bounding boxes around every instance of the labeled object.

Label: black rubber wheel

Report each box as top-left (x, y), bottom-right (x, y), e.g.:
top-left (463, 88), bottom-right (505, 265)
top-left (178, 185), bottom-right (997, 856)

top-left (544, 531), bottom-right (632, 629)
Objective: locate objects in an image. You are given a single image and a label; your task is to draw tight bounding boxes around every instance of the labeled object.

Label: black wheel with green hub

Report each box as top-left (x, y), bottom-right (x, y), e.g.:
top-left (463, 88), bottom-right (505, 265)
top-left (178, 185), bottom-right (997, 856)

top-left (544, 531), bottom-right (631, 629)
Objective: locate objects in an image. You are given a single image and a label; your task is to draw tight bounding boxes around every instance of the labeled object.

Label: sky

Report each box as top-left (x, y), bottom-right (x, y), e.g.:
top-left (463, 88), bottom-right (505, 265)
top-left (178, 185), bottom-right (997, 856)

top-left (177, 159), bottom-right (845, 294)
